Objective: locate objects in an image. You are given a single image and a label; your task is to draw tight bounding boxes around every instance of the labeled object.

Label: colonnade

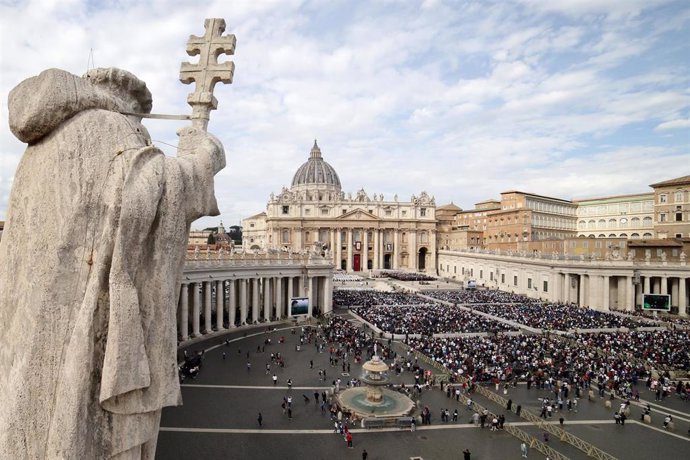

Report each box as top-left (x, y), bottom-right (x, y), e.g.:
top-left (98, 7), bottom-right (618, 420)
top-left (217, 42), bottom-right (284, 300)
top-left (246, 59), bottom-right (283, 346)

top-left (177, 274), bottom-right (333, 342)
top-left (438, 250), bottom-right (689, 316)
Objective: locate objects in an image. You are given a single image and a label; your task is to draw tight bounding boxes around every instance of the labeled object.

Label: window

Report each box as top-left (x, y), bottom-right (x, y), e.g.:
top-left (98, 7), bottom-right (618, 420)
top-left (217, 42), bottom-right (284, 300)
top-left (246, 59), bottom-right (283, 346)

top-left (660, 213), bottom-right (667, 222)
top-left (659, 194), bottom-right (667, 203)
top-left (501, 274), bottom-right (505, 283)
top-left (527, 278), bottom-right (532, 289)
top-left (676, 233), bottom-right (683, 238)
top-left (304, 209), bottom-right (310, 215)
top-left (543, 281), bottom-right (548, 292)
top-left (342, 210), bottom-right (347, 215)
top-left (480, 270), bottom-right (483, 279)
top-left (250, 223), bottom-right (255, 228)
top-left (402, 211), bottom-right (407, 217)
top-left (514, 275), bottom-right (518, 286)
top-left (281, 229), bottom-right (289, 244)
top-left (321, 208), bottom-right (329, 215)
top-left (675, 191), bottom-right (683, 202)
top-left (657, 249), bottom-right (663, 257)
top-left (420, 208), bottom-right (427, 217)
top-left (676, 213), bottom-right (683, 222)
top-left (672, 249), bottom-right (679, 256)
top-left (282, 205), bottom-right (289, 214)
top-left (368, 209), bottom-right (373, 214)
top-left (385, 210), bottom-right (392, 216)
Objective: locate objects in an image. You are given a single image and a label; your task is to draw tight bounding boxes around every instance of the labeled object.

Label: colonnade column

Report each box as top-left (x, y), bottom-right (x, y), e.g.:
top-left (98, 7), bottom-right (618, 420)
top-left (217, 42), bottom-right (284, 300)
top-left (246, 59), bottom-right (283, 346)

top-left (393, 230), bottom-right (400, 270)
top-left (229, 279), bottom-right (237, 328)
top-left (644, 276), bottom-right (651, 294)
top-left (239, 279), bottom-right (247, 326)
top-left (551, 273), bottom-right (561, 303)
top-left (578, 274), bottom-right (586, 307)
top-left (192, 282), bottom-right (201, 337)
top-left (179, 283), bottom-right (189, 341)
top-left (409, 230), bottom-right (417, 271)
top-left (362, 229), bottom-right (369, 272)
top-left (216, 280), bottom-right (225, 331)
top-left (563, 273), bottom-right (570, 303)
top-left (252, 278), bottom-right (260, 324)
top-left (307, 276), bottom-right (314, 316)
top-left (263, 278), bottom-right (271, 321)
top-left (373, 229), bottom-right (380, 271)
top-left (330, 230), bottom-right (336, 266)
top-left (204, 281), bottom-right (213, 333)
top-left (336, 229), bottom-right (342, 271)
top-left (602, 276), bottom-right (610, 310)
top-left (288, 276), bottom-right (294, 304)
top-left (625, 276), bottom-right (634, 311)
top-left (275, 277), bottom-right (283, 320)
top-left (679, 278), bottom-right (687, 316)
top-left (661, 277), bottom-right (668, 295)
top-left (324, 275), bottom-right (332, 313)
top-left (346, 229), bottom-right (353, 272)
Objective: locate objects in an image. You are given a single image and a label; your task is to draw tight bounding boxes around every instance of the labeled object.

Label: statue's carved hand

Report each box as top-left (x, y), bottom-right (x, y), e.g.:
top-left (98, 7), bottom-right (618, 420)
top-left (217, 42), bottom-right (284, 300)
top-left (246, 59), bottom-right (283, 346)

top-left (176, 126), bottom-right (226, 173)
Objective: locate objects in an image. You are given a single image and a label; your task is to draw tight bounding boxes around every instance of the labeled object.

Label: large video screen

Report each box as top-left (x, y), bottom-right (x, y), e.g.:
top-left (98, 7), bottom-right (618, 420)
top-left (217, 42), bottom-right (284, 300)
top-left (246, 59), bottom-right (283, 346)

top-left (642, 294), bottom-right (671, 311)
top-left (289, 297), bottom-right (309, 316)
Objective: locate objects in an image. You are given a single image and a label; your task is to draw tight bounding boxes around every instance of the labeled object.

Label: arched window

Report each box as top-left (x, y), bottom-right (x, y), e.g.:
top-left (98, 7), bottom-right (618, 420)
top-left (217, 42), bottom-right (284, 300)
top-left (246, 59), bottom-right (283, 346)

top-left (609, 233), bottom-right (616, 238)
top-left (631, 233), bottom-right (640, 239)
top-left (619, 233), bottom-right (627, 238)
top-left (598, 234), bottom-right (606, 238)
top-left (643, 217), bottom-right (652, 227)
top-left (588, 220), bottom-right (595, 229)
top-left (608, 219), bottom-right (617, 229)
top-left (631, 217), bottom-right (640, 227)
top-left (643, 232), bottom-right (653, 238)
top-left (598, 219), bottom-right (606, 229)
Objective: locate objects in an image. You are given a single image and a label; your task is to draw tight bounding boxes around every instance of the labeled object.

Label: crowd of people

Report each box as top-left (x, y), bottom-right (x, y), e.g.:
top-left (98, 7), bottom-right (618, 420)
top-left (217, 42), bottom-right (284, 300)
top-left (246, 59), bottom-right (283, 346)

top-left (333, 290), bottom-right (430, 307)
top-left (351, 304), bottom-right (518, 335)
top-left (407, 333), bottom-right (653, 391)
top-left (382, 271), bottom-right (436, 281)
top-left (570, 330), bottom-right (690, 370)
top-left (426, 290), bottom-right (535, 304)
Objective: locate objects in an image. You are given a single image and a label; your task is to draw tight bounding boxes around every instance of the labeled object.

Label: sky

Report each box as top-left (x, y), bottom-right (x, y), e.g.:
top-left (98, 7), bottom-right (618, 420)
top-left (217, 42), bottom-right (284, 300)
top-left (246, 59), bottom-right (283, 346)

top-left (1, 0), bottom-right (689, 229)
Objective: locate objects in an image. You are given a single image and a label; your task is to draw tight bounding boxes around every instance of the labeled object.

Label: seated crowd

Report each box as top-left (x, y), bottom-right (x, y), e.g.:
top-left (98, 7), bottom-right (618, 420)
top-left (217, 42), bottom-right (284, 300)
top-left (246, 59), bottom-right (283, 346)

top-left (571, 330), bottom-right (690, 370)
top-left (333, 290), bottom-right (429, 307)
top-left (382, 271), bottom-right (436, 282)
top-left (351, 304), bottom-right (518, 335)
top-left (426, 290), bottom-right (535, 304)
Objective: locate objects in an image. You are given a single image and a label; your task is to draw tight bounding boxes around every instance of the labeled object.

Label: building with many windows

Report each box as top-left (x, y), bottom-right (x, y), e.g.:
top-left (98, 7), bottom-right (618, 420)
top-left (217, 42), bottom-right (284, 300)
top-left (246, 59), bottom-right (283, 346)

top-left (574, 193), bottom-right (655, 239)
top-left (651, 175), bottom-right (690, 239)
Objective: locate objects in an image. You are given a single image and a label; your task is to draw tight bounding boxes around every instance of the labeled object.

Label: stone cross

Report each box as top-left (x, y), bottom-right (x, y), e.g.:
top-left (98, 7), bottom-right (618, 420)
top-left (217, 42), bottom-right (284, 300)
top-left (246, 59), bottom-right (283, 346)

top-left (180, 18), bottom-right (236, 130)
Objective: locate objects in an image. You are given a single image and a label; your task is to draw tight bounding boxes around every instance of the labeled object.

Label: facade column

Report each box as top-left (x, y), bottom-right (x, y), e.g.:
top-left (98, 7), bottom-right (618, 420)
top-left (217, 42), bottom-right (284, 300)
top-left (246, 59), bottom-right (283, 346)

top-left (661, 277), bottom-right (668, 295)
top-left (373, 228), bottom-right (380, 271)
top-left (336, 229), bottom-right (343, 271)
top-left (346, 229), bottom-right (353, 271)
top-left (216, 280), bottom-right (225, 331)
top-left (578, 274), bottom-right (586, 307)
top-left (679, 278), bottom-right (687, 316)
top-left (588, 275), bottom-right (601, 310)
top-left (204, 281), bottom-right (213, 333)
top-left (644, 276), bottom-right (651, 294)
top-left (552, 273), bottom-right (561, 303)
top-left (429, 230), bottom-right (437, 274)
top-left (229, 279), bottom-right (237, 328)
top-left (252, 278), bottom-right (260, 324)
top-left (288, 276), bottom-right (294, 302)
top-left (602, 276), bottom-right (610, 311)
top-left (324, 275), bottom-right (333, 314)
top-left (192, 282), bottom-right (201, 337)
top-left (409, 230), bottom-right (417, 271)
top-left (179, 283), bottom-right (189, 341)
top-left (329, 229), bottom-right (336, 266)
top-left (362, 229), bottom-right (369, 272)
top-left (307, 276), bottom-right (314, 316)
top-left (393, 230), bottom-right (400, 270)
top-left (671, 277), bottom-right (680, 309)
top-left (275, 277), bottom-right (283, 320)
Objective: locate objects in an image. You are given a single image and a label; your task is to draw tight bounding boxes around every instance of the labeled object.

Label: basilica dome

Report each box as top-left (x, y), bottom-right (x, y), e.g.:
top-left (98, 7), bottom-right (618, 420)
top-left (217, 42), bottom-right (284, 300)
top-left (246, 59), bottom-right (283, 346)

top-left (291, 140), bottom-right (342, 192)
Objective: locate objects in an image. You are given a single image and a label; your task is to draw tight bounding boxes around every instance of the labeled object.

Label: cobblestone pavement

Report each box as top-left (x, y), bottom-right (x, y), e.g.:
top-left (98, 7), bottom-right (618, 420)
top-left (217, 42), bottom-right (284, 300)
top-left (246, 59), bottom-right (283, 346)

top-left (158, 314), bottom-right (690, 460)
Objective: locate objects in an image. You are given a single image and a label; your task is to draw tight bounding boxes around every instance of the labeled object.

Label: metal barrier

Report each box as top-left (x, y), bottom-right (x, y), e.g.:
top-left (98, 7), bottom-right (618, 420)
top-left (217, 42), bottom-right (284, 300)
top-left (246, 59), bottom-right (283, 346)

top-left (457, 376), bottom-right (618, 460)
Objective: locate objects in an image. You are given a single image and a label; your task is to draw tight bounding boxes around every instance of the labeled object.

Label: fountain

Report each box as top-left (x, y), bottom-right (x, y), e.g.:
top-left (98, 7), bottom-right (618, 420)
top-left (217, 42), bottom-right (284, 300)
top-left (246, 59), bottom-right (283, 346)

top-left (336, 353), bottom-right (415, 419)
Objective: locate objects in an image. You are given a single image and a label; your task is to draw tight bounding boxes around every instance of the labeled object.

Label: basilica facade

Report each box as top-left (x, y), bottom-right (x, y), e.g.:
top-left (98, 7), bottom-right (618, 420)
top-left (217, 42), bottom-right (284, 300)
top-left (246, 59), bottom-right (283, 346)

top-left (242, 141), bottom-right (437, 272)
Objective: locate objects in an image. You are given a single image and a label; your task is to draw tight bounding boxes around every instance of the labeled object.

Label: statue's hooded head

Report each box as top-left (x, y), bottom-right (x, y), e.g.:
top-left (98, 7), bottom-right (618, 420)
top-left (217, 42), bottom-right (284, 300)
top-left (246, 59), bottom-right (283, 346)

top-left (9, 67), bottom-right (153, 144)
top-left (84, 67), bottom-right (153, 115)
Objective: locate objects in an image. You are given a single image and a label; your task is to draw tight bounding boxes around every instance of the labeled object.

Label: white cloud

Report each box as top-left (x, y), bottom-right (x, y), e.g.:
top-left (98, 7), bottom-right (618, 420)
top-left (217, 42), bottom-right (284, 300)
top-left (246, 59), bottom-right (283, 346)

top-left (1, 0), bottom-right (690, 229)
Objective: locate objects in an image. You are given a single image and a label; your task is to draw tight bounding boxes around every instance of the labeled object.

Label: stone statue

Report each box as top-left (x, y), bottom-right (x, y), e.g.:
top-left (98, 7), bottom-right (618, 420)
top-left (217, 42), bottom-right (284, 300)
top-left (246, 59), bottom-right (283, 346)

top-left (0, 66), bottom-right (226, 458)
top-left (681, 251), bottom-right (687, 262)
top-left (661, 251), bottom-right (667, 262)
top-left (627, 251), bottom-right (634, 261)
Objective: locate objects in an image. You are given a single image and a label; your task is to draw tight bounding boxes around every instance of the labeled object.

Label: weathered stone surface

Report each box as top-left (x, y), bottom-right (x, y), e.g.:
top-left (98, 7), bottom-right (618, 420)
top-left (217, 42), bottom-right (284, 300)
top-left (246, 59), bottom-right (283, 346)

top-left (0, 68), bottom-right (225, 458)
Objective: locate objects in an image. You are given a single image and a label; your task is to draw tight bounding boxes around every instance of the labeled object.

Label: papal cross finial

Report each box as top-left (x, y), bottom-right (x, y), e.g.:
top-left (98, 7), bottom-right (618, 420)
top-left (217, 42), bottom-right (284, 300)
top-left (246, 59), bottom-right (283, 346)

top-left (180, 18), bottom-right (236, 130)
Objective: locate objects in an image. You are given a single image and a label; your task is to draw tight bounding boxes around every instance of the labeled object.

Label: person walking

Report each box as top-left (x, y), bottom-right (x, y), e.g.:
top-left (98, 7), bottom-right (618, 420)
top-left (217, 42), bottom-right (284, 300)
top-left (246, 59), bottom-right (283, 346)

top-left (463, 448), bottom-right (471, 460)
top-left (346, 431), bottom-right (353, 448)
top-left (521, 441), bottom-right (528, 458)
top-left (257, 412), bottom-right (263, 427)
top-left (362, 449), bottom-right (368, 460)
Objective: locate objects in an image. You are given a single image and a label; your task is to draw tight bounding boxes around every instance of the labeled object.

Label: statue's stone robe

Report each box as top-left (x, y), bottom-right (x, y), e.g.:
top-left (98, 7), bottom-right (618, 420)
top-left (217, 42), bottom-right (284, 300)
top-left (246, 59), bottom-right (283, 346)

top-left (0, 69), bottom-right (224, 459)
